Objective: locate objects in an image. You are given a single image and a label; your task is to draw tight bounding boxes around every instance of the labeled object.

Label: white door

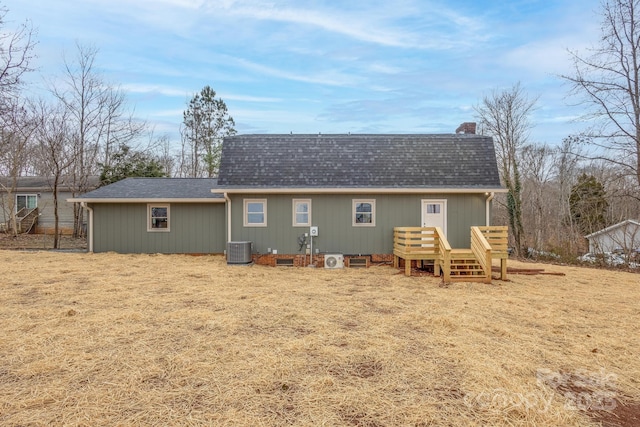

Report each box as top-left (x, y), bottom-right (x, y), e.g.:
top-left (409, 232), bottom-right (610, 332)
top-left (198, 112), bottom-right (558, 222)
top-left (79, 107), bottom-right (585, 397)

top-left (421, 199), bottom-right (447, 235)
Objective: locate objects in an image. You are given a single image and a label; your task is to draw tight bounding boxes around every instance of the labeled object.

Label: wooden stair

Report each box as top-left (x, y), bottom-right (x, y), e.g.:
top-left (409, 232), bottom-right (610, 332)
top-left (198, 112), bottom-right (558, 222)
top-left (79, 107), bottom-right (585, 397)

top-left (394, 226), bottom-right (506, 283)
top-left (449, 249), bottom-right (488, 282)
top-left (15, 207), bottom-right (39, 234)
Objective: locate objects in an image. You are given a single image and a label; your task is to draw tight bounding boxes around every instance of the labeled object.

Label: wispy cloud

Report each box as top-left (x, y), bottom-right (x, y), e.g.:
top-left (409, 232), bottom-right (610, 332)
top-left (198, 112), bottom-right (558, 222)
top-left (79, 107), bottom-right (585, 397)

top-left (220, 94), bottom-right (283, 103)
top-left (231, 57), bottom-right (361, 87)
top-left (226, 5), bottom-right (418, 48)
top-left (122, 83), bottom-right (188, 97)
top-left (151, 109), bottom-right (186, 118)
top-left (368, 63), bottom-right (404, 75)
top-left (208, 0), bottom-right (488, 50)
top-left (121, 83), bottom-right (282, 103)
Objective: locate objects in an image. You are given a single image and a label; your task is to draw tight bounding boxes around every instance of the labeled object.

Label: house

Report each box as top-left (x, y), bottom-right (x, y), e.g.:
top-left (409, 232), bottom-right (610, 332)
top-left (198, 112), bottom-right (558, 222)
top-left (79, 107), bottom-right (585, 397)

top-left (69, 131), bottom-right (506, 263)
top-left (585, 220), bottom-right (640, 254)
top-left (71, 178), bottom-right (225, 253)
top-left (1, 176), bottom-right (99, 234)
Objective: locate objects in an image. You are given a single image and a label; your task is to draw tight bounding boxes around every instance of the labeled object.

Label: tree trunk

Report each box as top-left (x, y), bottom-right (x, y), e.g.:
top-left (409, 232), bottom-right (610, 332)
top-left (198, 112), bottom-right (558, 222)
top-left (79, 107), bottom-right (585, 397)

top-left (53, 175), bottom-right (59, 249)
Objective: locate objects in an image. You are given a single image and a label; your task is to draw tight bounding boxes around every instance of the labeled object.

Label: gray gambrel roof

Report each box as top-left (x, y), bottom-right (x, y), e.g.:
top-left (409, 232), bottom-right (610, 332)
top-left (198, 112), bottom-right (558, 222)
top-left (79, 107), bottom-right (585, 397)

top-left (217, 134), bottom-right (502, 189)
top-left (68, 133), bottom-right (503, 201)
top-left (70, 178), bottom-right (224, 201)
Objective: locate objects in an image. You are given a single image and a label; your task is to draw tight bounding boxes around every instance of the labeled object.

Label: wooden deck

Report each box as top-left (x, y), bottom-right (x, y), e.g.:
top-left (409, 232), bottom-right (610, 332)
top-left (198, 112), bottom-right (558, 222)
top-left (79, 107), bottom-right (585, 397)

top-left (393, 226), bottom-right (508, 283)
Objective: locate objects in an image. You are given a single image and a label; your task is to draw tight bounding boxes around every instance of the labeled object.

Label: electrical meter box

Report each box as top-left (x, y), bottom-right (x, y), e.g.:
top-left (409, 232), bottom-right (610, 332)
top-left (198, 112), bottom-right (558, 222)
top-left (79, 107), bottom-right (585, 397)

top-left (310, 226), bottom-right (319, 236)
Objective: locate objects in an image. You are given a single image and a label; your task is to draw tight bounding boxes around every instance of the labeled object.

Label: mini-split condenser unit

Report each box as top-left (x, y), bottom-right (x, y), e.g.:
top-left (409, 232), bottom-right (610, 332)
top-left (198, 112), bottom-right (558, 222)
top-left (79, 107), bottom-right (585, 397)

top-left (324, 254), bottom-right (344, 269)
top-left (227, 241), bottom-right (252, 264)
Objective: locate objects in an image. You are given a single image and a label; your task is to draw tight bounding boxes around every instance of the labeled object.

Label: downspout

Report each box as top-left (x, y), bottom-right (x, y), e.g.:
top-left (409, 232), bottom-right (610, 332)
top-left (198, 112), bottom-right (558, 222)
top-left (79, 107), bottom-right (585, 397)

top-left (224, 192), bottom-right (231, 243)
top-left (485, 192), bottom-right (495, 226)
top-left (81, 202), bottom-right (93, 252)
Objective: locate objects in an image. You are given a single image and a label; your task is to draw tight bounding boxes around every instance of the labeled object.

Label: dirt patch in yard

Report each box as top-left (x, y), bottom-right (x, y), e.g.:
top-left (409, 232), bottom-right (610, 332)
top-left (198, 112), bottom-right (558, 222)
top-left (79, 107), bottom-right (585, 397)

top-left (0, 233), bottom-right (86, 250)
top-left (537, 368), bottom-right (640, 426)
top-left (0, 253), bottom-right (638, 426)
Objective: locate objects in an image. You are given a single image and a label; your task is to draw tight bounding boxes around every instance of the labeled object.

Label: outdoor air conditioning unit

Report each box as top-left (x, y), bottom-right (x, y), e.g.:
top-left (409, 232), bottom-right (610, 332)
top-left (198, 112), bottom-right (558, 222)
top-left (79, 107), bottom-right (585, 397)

top-left (227, 241), bottom-right (252, 264)
top-left (324, 254), bottom-right (344, 269)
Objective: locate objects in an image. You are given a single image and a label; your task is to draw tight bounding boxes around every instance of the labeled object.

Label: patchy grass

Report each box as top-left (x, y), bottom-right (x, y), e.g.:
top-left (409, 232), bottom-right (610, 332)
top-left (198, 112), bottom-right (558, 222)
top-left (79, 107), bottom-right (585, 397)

top-left (0, 252), bottom-right (638, 426)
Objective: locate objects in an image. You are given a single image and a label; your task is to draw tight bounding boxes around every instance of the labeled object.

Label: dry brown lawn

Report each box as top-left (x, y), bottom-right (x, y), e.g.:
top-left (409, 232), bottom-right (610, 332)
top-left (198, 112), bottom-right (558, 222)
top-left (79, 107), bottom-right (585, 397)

top-left (0, 251), bottom-right (638, 426)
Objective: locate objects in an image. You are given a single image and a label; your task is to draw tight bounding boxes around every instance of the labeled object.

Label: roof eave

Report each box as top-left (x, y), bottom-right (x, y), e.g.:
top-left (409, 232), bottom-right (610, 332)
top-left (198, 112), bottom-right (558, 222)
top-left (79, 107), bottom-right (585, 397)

top-left (585, 219), bottom-right (640, 238)
top-left (67, 198), bottom-right (226, 203)
top-left (212, 187), bottom-right (507, 194)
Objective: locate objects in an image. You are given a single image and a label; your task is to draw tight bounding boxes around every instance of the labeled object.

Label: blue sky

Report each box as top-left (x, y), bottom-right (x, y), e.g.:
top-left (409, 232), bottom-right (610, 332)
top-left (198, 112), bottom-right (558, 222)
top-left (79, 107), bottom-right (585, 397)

top-left (8, 0), bottom-right (602, 145)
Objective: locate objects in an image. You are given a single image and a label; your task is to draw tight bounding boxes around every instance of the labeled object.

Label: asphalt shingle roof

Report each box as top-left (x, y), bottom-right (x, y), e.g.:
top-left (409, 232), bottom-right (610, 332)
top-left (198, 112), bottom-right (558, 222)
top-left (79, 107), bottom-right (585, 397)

top-left (75, 178), bottom-right (223, 200)
top-left (218, 134), bottom-right (502, 188)
top-left (0, 176), bottom-right (100, 192)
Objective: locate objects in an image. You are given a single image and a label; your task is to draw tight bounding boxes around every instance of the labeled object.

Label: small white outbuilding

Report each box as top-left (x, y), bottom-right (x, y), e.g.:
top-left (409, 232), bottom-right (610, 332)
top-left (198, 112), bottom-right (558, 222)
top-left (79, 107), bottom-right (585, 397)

top-left (585, 220), bottom-right (640, 254)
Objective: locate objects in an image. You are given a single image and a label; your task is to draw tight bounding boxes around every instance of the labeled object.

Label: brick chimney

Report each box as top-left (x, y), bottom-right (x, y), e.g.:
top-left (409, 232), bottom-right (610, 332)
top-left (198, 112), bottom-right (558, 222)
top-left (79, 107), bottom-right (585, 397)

top-left (455, 122), bottom-right (476, 134)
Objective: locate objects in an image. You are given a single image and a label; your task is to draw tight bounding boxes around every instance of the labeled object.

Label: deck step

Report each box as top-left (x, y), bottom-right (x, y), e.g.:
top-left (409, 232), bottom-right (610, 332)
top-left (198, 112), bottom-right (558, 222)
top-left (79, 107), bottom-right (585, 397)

top-left (449, 255), bottom-right (487, 279)
top-left (451, 266), bottom-right (484, 272)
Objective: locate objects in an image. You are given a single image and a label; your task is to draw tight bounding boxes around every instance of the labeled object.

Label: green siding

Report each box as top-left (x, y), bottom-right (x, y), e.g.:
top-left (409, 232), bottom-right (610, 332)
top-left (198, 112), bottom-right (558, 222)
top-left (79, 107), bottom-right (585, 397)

top-left (91, 203), bottom-right (225, 254)
top-left (230, 193), bottom-right (488, 255)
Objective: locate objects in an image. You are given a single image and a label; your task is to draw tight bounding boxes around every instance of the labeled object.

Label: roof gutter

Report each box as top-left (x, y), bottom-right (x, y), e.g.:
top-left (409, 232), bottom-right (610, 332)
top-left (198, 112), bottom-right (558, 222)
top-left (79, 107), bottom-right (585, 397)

top-left (215, 187), bottom-right (507, 195)
top-left (485, 192), bottom-right (495, 226)
top-left (224, 192), bottom-right (231, 243)
top-left (66, 198), bottom-right (226, 203)
top-left (81, 202), bottom-right (93, 253)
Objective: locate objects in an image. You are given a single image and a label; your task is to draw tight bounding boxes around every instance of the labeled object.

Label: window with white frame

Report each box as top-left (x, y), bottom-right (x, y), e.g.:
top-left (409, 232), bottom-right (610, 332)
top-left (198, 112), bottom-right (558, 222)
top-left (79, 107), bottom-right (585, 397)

top-left (292, 199), bottom-right (311, 226)
top-left (16, 194), bottom-right (37, 212)
top-left (353, 199), bottom-right (375, 226)
top-left (244, 199), bottom-right (267, 226)
top-left (148, 204), bottom-right (170, 231)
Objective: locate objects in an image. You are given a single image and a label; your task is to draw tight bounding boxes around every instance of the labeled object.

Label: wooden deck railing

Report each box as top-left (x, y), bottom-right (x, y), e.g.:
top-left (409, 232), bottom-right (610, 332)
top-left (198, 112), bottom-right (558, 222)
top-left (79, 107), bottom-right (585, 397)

top-left (437, 226), bottom-right (451, 282)
top-left (21, 207), bottom-right (39, 233)
top-left (477, 226), bottom-right (509, 279)
top-left (393, 226), bottom-right (441, 255)
top-left (477, 226), bottom-right (509, 255)
top-left (393, 227), bottom-right (450, 277)
top-left (470, 226), bottom-right (492, 284)
top-left (5, 207), bottom-right (39, 234)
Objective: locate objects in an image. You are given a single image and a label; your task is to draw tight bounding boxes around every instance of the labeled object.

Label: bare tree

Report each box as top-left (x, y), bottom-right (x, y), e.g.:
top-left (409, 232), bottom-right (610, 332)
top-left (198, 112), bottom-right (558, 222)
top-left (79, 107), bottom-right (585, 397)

top-left (33, 99), bottom-right (76, 248)
top-left (0, 97), bottom-right (35, 235)
top-left (554, 136), bottom-right (586, 253)
top-left (50, 42), bottom-right (145, 235)
top-left (563, 0), bottom-right (640, 191)
top-left (605, 170), bottom-right (640, 219)
top-left (155, 134), bottom-right (176, 177)
top-left (0, 5), bottom-right (36, 111)
top-left (0, 5), bottom-right (36, 236)
top-left (520, 143), bottom-right (555, 251)
top-left (475, 83), bottom-right (538, 256)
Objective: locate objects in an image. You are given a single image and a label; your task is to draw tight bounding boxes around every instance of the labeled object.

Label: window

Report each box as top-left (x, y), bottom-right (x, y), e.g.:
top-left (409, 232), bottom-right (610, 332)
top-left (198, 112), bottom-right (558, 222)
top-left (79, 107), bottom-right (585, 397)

top-left (16, 194), bottom-right (37, 211)
top-left (148, 204), bottom-right (170, 231)
top-left (426, 203), bottom-right (440, 214)
top-left (292, 199), bottom-right (311, 226)
top-left (244, 199), bottom-right (267, 226)
top-left (353, 199), bottom-right (375, 226)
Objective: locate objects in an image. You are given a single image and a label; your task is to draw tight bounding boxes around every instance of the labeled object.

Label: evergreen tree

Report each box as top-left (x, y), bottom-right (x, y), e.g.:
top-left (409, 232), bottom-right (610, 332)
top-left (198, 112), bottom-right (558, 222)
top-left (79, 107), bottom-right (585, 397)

top-left (569, 173), bottom-right (609, 234)
top-left (99, 144), bottom-right (166, 185)
top-left (181, 86), bottom-right (236, 177)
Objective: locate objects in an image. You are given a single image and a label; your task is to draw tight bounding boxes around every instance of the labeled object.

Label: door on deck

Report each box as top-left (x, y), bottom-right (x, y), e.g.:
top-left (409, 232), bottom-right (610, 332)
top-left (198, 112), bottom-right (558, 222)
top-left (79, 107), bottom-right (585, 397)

top-left (421, 199), bottom-right (447, 247)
